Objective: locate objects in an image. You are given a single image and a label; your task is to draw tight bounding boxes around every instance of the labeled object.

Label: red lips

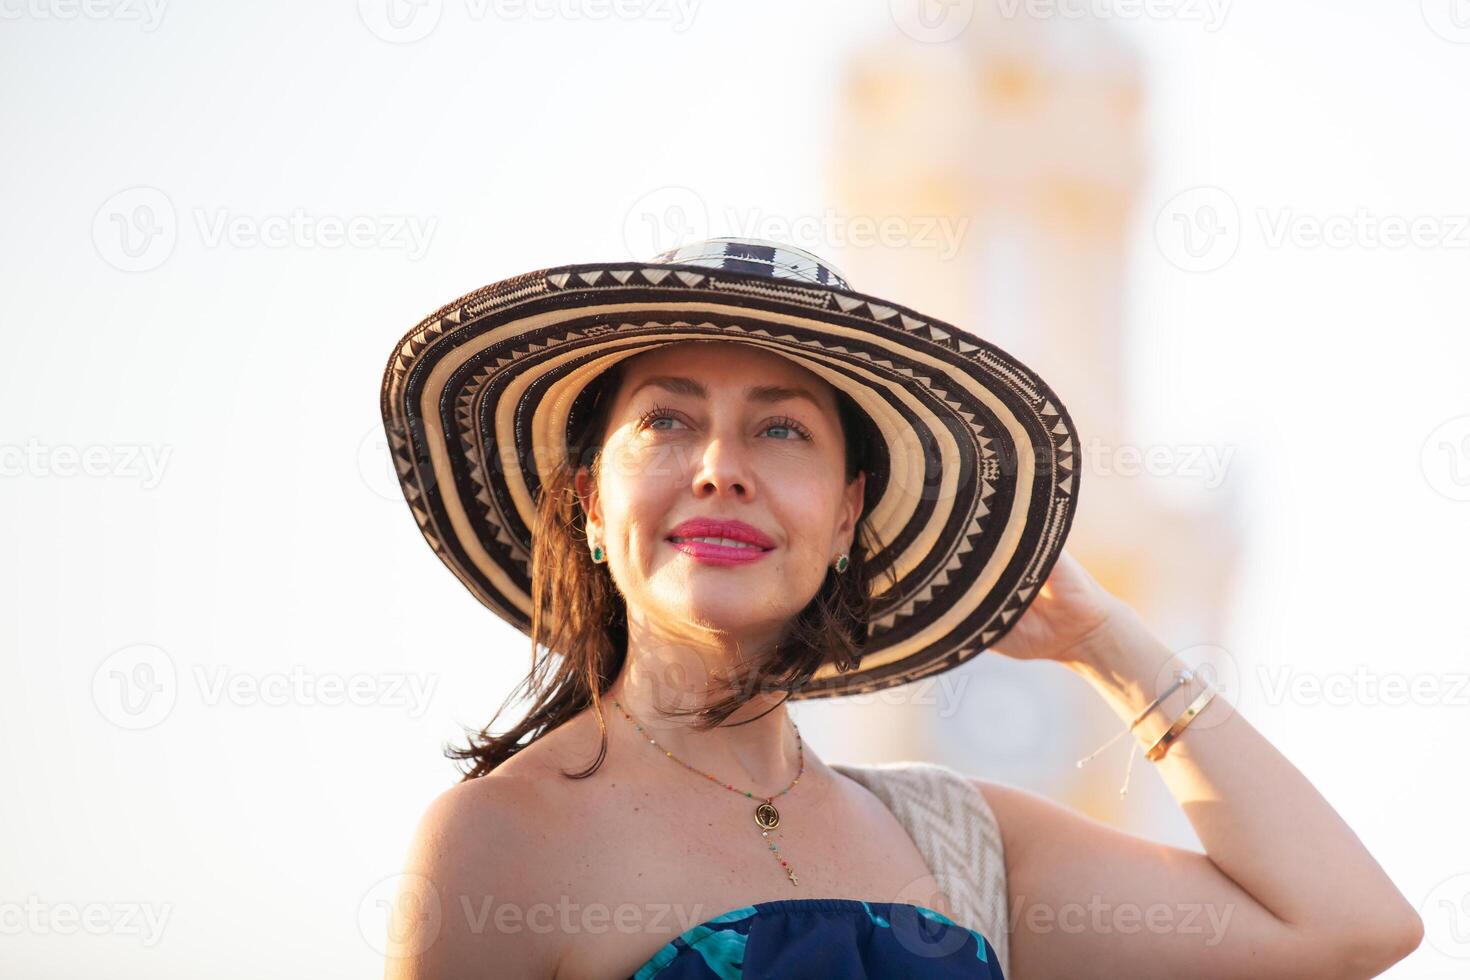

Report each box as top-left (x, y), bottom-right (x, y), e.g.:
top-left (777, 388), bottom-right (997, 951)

top-left (666, 518), bottom-right (776, 550)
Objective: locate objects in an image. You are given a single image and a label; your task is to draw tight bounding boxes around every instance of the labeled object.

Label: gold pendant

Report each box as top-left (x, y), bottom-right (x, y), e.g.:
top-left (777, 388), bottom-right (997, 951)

top-left (754, 801), bottom-right (780, 830)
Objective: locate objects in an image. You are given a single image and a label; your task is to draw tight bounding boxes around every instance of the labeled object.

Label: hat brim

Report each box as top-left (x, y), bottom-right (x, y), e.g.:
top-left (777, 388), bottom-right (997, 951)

top-left (380, 259), bottom-right (1079, 699)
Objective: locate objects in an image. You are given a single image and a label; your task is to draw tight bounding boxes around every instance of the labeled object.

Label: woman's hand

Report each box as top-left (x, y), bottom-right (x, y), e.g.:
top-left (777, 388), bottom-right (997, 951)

top-left (986, 549), bottom-right (1128, 664)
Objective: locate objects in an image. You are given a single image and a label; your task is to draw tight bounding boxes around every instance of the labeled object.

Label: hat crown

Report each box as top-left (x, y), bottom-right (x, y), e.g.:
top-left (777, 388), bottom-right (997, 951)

top-left (650, 236), bottom-right (851, 291)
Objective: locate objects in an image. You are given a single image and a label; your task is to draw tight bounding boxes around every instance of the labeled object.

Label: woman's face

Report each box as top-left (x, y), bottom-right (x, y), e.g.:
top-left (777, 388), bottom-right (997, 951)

top-left (576, 340), bottom-right (866, 649)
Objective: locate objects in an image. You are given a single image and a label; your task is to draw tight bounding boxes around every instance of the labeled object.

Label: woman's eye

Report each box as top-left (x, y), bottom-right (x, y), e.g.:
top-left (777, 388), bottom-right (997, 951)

top-left (763, 418), bottom-right (813, 441)
top-left (636, 405), bottom-right (684, 432)
top-left (637, 406), bottom-right (810, 442)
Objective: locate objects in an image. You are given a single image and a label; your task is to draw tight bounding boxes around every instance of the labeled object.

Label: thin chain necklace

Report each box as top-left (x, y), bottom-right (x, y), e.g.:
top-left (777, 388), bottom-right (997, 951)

top-left (612, 698), bottom-right (805, 887)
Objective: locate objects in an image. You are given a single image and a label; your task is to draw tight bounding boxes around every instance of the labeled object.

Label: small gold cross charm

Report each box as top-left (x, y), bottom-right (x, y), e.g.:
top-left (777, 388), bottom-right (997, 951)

top-left (787, 868), bottom-right (799, 886)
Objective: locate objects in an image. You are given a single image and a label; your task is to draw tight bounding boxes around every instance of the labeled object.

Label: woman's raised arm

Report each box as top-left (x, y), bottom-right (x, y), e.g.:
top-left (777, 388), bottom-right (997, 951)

top-left (979, 553), bottom-right (1424, 978)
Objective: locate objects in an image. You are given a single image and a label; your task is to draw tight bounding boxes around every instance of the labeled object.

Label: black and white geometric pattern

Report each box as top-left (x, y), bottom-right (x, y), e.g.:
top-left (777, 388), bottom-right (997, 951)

top-left (651, 238), bottom-right (852, 290)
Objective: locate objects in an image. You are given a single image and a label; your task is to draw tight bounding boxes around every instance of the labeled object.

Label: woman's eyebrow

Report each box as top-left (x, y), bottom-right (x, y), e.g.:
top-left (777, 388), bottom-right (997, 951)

top-left (629, 375), bottom-right (823, 409)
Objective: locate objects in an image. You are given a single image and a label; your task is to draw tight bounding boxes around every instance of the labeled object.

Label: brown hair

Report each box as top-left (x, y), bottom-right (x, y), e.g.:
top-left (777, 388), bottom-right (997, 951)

top-left (446, 351), bottom-right (893, 781)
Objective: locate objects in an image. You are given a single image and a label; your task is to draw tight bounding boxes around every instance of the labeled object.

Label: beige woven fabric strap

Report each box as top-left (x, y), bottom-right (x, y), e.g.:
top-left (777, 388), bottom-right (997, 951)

top-left (831, 760), bottom-right (1011, 977)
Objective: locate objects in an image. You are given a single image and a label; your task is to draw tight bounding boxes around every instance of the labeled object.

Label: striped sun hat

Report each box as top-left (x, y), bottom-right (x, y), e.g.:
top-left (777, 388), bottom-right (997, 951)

top-left (379, 237), bottom-right (1080, 700)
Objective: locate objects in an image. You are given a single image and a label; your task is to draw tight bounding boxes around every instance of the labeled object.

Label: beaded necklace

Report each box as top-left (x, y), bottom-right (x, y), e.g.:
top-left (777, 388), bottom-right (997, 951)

top-left (612, 698), bottom-right (805, 887)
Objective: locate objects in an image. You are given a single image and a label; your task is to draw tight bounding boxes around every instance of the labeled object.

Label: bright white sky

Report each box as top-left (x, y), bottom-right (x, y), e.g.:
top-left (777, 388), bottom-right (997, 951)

top-left (2, 1), bottom-right (1467, 976)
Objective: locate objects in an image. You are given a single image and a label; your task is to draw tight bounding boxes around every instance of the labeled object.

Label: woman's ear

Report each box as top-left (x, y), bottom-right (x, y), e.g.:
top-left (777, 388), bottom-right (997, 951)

top-left (840, 469), bottom-right (866, 538)
top-left (573, 465), bottom-right (600, 539)
top-left (832, 469), bottom-right (866, 558)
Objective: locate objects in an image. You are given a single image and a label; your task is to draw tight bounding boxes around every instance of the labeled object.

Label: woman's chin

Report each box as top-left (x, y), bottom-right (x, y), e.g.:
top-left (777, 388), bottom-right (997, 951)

top-left (659, 596), bottom-right (795, 636)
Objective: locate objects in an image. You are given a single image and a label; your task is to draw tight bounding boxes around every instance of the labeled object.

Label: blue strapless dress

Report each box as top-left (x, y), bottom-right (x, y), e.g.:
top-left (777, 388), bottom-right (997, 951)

top-left (629, 897), bottom-right (1005, 979)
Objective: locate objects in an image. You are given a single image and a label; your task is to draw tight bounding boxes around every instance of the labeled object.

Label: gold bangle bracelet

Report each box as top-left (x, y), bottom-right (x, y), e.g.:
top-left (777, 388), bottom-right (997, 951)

top-left (1145, 685), bottom-right (1218, 762)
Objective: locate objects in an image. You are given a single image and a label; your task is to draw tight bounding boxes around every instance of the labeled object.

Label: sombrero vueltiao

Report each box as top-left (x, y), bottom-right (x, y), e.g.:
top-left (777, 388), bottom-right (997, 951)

top-left (379, 237), bottom-right (1080, 700)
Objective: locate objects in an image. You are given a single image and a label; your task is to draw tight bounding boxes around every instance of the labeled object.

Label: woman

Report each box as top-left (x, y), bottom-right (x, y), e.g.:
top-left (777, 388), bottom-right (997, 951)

top-left (378, 238), bottom-right (1422, 978)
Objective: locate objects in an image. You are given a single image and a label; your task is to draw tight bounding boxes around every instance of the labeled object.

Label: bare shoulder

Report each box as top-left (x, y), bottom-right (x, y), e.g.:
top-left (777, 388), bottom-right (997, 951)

top-left (966, 776), bottom-right (1129, 867)
top-left (384, 771), bottom-right (557, 979)
top-left (969, 773), bottom-right (1177, 853)
top-left (386, 728), bottom-right (605, 979)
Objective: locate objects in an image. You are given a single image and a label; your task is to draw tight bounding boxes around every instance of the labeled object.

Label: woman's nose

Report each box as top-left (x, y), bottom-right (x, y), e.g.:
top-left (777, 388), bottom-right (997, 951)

top-left (691, 434), bottom-right (754, 498)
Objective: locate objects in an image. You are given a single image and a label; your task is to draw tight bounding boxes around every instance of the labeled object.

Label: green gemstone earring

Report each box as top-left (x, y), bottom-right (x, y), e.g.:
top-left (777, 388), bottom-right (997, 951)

top-left (834, 554), bottom-right (849, 573)
top-left (591, 544), bottom-right (606, 564)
